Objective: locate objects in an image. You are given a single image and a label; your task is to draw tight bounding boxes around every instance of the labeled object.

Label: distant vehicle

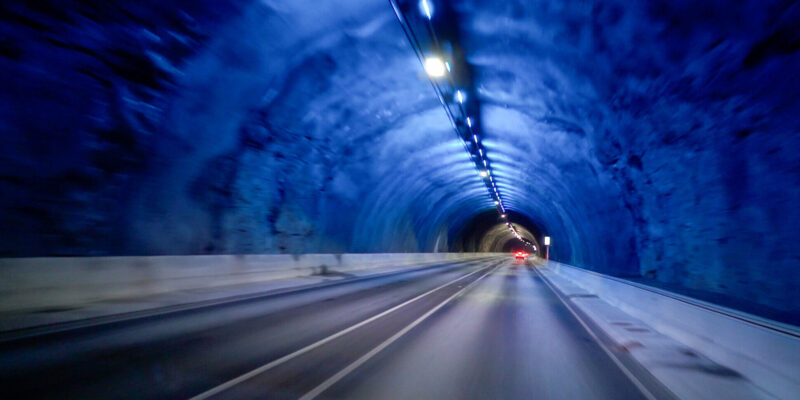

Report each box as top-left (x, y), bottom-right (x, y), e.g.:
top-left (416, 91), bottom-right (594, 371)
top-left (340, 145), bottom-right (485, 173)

top-left (514, 251), bottom-right (529, 260)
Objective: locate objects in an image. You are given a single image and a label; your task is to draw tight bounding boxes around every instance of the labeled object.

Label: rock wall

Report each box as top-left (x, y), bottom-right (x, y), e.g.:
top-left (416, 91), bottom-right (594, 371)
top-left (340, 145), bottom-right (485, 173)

top-left (461, 0), bottom-right (800, 314)
top-left (0, 1), bottom-right (798, 316)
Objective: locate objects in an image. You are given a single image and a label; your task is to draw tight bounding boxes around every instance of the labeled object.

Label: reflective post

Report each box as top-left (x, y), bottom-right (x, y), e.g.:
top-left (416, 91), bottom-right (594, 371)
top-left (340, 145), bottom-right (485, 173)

top-left (544, 236), bottom-right (551, 260)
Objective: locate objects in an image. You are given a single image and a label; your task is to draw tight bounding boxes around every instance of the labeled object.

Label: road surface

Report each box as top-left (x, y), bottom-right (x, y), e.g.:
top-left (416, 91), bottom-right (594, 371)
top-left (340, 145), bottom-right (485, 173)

top-left (0, 258), bottom-right (656, 399)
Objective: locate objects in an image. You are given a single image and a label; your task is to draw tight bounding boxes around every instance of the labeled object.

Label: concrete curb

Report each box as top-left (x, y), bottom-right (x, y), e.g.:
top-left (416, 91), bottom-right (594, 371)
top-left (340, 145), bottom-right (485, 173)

top-left (543, 261), bottom-right (799, 400)
top-left (0, 253), bottom-right (502, 337)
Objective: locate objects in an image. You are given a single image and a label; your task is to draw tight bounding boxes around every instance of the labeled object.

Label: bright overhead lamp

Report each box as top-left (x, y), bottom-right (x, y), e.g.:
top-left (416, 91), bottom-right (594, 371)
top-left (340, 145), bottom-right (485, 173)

top-left (420, 0), bottom-right (433, 19)
top-left (455, 90), bottom-right (465, 104)
top-left (479, 170), bottom-right (488, 178)
top-left (424, 57), bottom-right (446, 78)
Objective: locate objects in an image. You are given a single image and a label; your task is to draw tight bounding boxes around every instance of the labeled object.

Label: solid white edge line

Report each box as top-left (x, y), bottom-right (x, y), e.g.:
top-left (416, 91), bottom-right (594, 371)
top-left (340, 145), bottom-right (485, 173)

top-left (533, 265), bottom-right (659, 400)
top-left (188, 261), bottom-right (496, 400)
top-left (298, 263), bottom-right (499, 400)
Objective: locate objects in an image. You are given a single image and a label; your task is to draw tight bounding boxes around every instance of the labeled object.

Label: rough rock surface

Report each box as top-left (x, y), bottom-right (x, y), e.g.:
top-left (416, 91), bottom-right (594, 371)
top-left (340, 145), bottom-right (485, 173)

top-left (0, 0), bottom-right (798, 317)
top-left (458, 0), bottom-right (800, 312)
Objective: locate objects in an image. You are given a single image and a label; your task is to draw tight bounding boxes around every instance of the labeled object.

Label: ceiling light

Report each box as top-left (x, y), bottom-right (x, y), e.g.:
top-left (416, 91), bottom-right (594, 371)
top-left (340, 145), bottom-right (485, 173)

top-left (455, 90), bottom-right (465, 104)
top-left (479, 170), bottom-right (488, 178)
top-left (424, 57), bottom-right (446, 78)
top-left (420, 0), bottom-right (433, 19)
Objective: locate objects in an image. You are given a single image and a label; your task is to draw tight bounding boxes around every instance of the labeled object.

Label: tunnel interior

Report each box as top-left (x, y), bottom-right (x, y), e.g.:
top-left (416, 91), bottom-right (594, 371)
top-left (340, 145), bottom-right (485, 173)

top-left (0, 0), bottom-right (799, 322)
top-left (449, 210), bottom-right (543, 256)
top-left (501, 239), bottom-right (528, 254)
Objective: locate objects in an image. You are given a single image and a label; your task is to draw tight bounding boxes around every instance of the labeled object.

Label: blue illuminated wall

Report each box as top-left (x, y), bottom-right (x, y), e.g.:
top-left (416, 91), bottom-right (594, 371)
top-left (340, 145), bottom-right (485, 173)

top-left (0, 0), bottom-right (798, 317)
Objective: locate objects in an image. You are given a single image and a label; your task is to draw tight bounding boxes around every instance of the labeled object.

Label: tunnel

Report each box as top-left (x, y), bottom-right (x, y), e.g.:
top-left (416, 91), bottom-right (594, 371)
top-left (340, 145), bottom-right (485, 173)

top-left (0, 1), bottom-right (799, 398)
top-left (1, 0), bottom-right (799, 320)
top-left (449, 210), bottom-right (543, 254)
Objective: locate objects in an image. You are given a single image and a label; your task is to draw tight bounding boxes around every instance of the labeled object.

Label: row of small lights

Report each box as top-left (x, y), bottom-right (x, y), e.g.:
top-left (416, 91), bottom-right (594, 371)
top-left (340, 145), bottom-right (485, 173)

top-left (407, 0), bottom-right (530, 246)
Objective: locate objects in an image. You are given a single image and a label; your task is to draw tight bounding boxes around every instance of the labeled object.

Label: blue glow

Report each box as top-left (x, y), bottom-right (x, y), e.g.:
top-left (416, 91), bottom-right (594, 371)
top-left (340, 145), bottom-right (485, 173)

top-left (420, 0), bottom-right (432, 19)
top-left (2, 0), bottom-right (796, 330)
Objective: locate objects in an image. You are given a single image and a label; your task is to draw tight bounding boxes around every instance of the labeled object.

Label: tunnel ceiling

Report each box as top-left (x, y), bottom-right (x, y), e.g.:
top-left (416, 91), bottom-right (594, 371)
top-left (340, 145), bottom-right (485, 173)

top-left (1, 1), bottom-right (799, 315)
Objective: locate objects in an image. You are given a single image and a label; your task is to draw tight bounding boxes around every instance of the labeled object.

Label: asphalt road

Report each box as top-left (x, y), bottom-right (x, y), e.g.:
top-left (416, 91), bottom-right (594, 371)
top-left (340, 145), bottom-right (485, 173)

top-left (0, 258), bottom-right (653, 399)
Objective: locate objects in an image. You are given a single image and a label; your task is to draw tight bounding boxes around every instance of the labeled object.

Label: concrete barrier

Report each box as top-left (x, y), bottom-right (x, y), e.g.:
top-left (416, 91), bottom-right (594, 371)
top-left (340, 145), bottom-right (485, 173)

top-left (0, 253), bottom-right (499, 315)
top-left (547, 261), bottom-right (800, 400)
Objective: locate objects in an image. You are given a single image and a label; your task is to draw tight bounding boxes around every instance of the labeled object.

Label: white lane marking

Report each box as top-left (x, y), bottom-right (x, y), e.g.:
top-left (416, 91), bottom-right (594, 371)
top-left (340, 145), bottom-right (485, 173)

top-left (188, 262), bottom-right (496, 400)
top-left (298, 264), bottom-right (498, 400)
top-left (533, 267), bottom-right (659, 400)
